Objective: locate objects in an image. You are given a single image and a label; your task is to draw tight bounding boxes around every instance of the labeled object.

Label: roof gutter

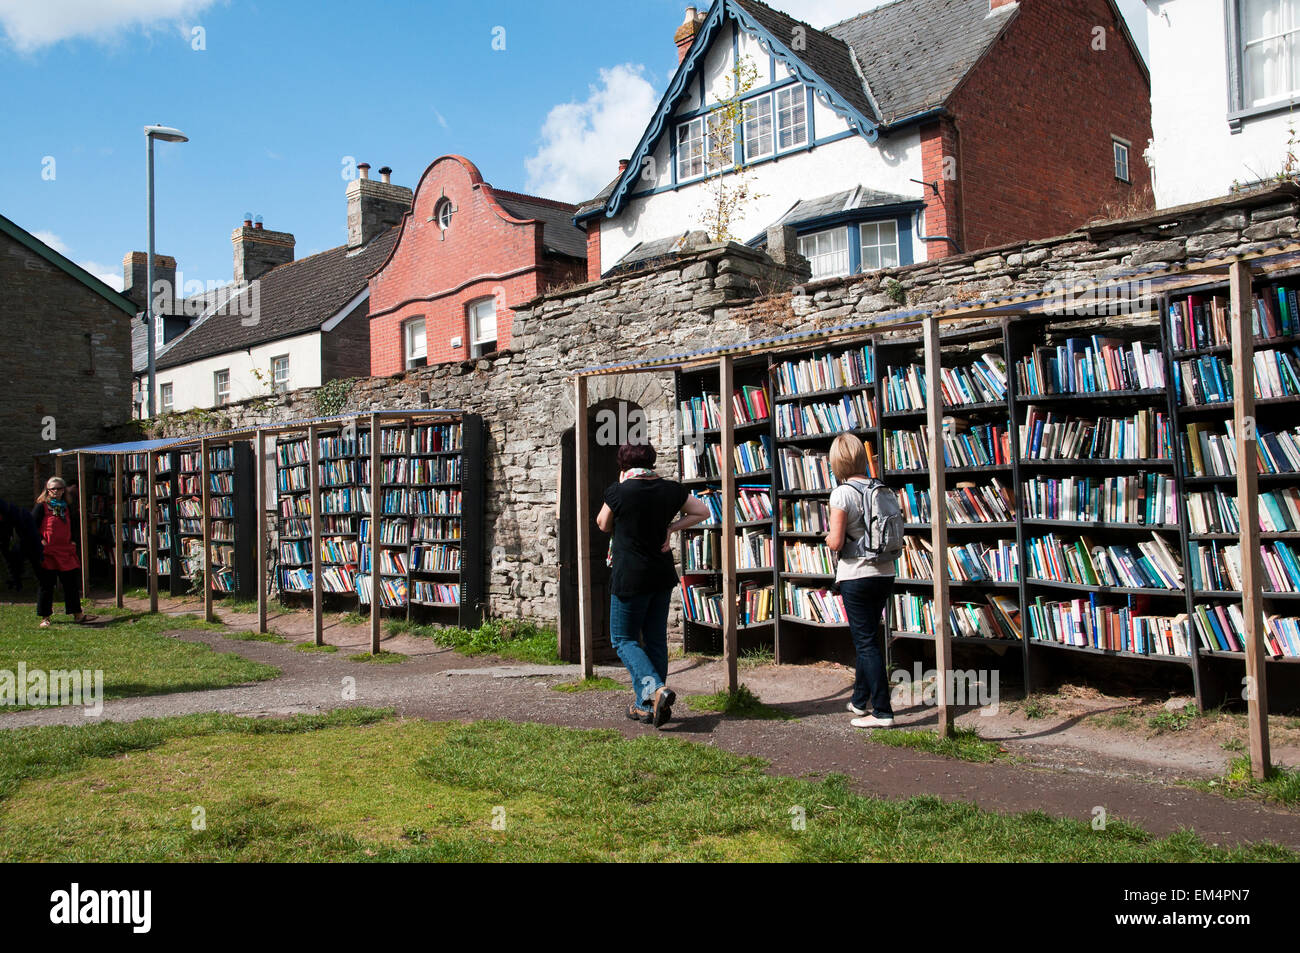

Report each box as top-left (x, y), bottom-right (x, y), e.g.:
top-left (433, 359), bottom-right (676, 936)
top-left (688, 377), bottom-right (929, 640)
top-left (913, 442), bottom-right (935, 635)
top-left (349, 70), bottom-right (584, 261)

top-left (879, 106), bottom-right (949, 134)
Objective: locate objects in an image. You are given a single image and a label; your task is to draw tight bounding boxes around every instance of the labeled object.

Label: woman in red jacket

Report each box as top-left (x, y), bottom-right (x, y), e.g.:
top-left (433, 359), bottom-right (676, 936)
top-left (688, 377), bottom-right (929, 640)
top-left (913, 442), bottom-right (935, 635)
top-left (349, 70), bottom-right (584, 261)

top-left (32, 477), bottom-right (94, 627)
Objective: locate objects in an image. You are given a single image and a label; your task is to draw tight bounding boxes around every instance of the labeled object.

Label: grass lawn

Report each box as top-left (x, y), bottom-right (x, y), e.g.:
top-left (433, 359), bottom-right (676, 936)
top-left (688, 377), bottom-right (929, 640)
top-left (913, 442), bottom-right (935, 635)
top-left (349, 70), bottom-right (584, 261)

top-left (0, 709), bottom-right (1290, 862)
top-left (0, 602), bottom-right (279, 711)
top-left (871, 728), bottom-right (1012, 763)
top-left (552, 677), bottom-right (622, 693)
top-left (686, 684), bottom-right (793, 720)
top-left (387, 618), bottom-right (561, 665)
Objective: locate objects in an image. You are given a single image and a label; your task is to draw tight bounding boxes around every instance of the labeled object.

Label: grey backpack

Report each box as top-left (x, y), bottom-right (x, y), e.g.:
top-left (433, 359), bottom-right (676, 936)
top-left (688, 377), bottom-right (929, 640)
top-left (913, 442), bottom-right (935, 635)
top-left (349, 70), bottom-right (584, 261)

top-left (841, 478), bottom-right (904, 562)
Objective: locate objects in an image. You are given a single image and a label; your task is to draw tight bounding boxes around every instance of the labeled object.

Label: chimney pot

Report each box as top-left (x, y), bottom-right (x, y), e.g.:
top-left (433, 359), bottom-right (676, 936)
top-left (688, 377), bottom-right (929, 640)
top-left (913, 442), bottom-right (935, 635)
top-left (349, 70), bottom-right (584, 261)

top-left (675, 6), bottom-right (707, 65)
top-left (243, 212), bottom-right (253, 227)
top-left (618, 158), bottom-right (630, 173)
top-left (379, 165), bottom-right (392, 183)
top-left (357, 162), bottom-right (371, 180)
top-left (254, 214), bottom-right (264, 231)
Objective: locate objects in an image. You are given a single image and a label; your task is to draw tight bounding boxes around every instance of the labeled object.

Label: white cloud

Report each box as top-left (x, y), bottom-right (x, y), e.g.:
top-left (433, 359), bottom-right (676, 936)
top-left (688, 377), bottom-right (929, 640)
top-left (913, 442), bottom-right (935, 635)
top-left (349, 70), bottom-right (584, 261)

top-left (0, 0), bottom-right (219, 53)
top-left (434, 109), bottom-right (449, 130)
top-left (80, 261), bottom-right (124, 291)
top-left (32, 230), bottom-right (69, 254)
top-left (524, 63), bottom-right (659, 203)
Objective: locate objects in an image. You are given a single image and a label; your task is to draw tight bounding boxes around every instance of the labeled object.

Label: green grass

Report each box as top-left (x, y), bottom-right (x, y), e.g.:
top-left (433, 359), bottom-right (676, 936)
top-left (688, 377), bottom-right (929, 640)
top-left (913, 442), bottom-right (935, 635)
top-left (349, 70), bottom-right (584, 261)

top-left (551, 677), bottom-right (622, 693)
top-left (1018, 696), bottom-right (1055, 720)
top-left (294, 644), bottom-right (338, 654)
top-left (1149, 705), bottom-right (1201, 734)
top-left (738, 646), bottom-right (775, 669)
top-left (870, 728), bottom-right (1011, 764)
top-left (686, 684), bottom-right (793, 720)
top-left (0, 711), bottom-right (1290, 862)
top-left (1091, 708), bottom-right (1143, 732)
top-left (0, 602), bottom-right (278, 711)
top-left (223, 631), bottom-right (290, 645)
top-left (347, 651), bottom-right (406, 665)
top-left (338, 613), bottom-right (369, 627)
top-left (387, 618), bottom-right (561, 665)
top-left (1185, 758), bottom-right (1300, 806)
top-left (215, 598), bottom-right (261, 615)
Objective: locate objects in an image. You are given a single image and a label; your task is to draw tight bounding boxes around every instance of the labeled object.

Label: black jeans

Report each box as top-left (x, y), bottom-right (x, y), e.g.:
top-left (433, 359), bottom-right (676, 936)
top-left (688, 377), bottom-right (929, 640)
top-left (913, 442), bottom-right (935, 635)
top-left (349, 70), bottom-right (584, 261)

top-left (839, 575), bottom-right (894, 716)
top-left (36, 568), bottom-right (81, 618)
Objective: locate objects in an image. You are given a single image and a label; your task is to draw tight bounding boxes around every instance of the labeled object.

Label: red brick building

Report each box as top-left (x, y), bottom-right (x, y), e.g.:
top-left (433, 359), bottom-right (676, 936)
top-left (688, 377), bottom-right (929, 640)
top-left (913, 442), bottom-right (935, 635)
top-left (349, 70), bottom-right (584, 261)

top-left (368, 155), bottom-right (587, 375)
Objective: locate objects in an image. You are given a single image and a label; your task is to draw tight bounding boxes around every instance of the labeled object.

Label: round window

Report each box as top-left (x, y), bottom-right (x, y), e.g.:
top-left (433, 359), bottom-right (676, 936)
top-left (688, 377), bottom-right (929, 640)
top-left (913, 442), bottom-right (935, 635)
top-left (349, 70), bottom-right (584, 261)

top-left (436, 199), bottom-right (453, 231)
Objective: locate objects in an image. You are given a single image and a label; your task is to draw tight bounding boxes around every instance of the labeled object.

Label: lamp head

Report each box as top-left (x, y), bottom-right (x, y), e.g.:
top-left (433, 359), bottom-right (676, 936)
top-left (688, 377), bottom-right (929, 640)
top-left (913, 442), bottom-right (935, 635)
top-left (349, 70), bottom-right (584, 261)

top-left (144, 125), bottom-right (188, 143)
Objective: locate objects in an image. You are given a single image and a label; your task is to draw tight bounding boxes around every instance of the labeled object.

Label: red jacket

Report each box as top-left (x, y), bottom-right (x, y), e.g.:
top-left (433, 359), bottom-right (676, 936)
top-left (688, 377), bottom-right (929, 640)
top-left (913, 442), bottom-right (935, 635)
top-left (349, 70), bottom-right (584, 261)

top-left (33, 502), bottom-right (80, 572)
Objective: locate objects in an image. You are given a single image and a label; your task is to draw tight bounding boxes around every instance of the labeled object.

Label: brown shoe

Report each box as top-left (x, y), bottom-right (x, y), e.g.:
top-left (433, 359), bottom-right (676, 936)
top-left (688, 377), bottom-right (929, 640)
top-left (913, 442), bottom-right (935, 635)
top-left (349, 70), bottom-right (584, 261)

top-left (652, 686), bottom-right (676, 728)
top-left (626, 703), bottom-right (652, 724)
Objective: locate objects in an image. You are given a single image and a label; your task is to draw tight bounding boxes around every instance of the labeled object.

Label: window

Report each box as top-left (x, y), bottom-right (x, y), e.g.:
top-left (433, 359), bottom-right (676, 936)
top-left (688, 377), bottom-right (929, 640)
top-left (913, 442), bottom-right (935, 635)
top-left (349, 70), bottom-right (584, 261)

top-left (214, 370), bottom-right (230, 407)
top-left (776, 86), bottom-right (808, 151)
top-left (435, 198), bottom-right (454, 231)
top-left (405, 317), bottom-right (427, 369)
top-left (1113, 138), bottom-right (1131, 183)
top-left (743, 96), bottom-right (774, 162)
top-left (160, 382), bottom-right (173, 414)
top-left (467, 297), bottom-right (497, 357)
top-left (859, 221), bottom-right (900, 272)
top-left (677, 117), bottom-right (706, 180)
top-left (271, 355), bottom-right (289, 393)
top-left (1240, 0), bottom-right (1300, 107)
top-left (154, 316), bottom-right (164, 348)
top-left (799, 228), bottom-right (850, 279)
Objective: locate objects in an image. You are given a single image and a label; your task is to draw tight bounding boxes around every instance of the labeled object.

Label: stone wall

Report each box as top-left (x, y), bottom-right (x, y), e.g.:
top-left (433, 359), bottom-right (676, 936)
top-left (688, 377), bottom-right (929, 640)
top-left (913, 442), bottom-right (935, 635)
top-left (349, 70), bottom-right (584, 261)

top-left (137, 185), bottom-right (1300, 624)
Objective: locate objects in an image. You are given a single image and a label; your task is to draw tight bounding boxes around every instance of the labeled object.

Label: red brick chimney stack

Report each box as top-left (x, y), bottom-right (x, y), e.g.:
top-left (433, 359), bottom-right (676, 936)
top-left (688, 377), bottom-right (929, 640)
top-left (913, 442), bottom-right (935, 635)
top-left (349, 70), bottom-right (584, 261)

top-left (675, 6), bottom-right (707, 64)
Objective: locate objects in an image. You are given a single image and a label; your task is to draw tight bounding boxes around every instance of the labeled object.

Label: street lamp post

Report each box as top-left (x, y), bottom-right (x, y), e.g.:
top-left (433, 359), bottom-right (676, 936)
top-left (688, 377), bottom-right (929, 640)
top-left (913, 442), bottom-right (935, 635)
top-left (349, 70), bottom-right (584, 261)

top-left (144, 124), bottom-right (188, 419)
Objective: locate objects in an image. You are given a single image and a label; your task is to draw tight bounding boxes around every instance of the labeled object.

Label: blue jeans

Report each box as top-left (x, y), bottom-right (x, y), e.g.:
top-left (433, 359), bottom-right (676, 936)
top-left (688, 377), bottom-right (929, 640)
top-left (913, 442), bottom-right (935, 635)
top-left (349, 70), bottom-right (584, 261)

top-left (610, 589), bottom-right (671, 706)
top-left (838, 576), bottom-right (894, 717)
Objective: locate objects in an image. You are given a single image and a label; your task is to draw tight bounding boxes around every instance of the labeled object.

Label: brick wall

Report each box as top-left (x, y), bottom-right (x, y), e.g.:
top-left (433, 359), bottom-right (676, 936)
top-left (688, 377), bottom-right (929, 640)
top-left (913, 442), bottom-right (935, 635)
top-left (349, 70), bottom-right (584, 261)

top-left (368, 155), bottom-right (584, 374)
top-left (2, 235), bottom-right (133, 504)
top-left (946, 0), bottom-right (1154, 254)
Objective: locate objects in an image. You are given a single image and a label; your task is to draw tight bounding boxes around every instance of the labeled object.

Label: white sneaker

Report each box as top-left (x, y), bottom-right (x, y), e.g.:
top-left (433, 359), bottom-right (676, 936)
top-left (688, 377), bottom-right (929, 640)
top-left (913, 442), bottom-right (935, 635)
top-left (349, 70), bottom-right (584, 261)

top-left (846, 702), bottom-right (868, 715)
top-left (851, 714), bottom-right (895, 729)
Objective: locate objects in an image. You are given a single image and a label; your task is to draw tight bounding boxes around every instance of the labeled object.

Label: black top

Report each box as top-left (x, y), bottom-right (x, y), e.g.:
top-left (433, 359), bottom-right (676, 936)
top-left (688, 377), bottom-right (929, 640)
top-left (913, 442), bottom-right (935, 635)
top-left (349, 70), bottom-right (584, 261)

top-left (604, 477), bottom-right (690, 597)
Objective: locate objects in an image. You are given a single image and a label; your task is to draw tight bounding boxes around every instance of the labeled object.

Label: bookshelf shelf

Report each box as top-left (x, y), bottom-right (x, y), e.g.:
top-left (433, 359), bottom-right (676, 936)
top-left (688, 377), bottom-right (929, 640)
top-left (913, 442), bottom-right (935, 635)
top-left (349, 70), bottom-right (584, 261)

top-left (890, 630), bottom-right (1023, 647)
top-left (1026, 577), bottom-right (1186, 597)
top-left (1029, 638), bottom-right (1193, 665)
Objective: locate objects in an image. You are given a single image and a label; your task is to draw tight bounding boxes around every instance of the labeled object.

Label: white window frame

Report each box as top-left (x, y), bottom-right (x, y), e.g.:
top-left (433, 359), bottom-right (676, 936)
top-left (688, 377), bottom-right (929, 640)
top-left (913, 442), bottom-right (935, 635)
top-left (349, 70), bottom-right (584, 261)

top-left (271, 354), bottom-right (290, 393)
top-left (214, 369), bottom-right (230, 407)
top-left (1229, 0), bottom-right (1300, 126)
top-left (676, 117), bottom-right (706, 181)
top-left (859, 220), bottom-right (900, 272)
top-left (743, 95), bottom-right (774, 163)
top-left (776, 86), bottom-right (808, 151)
top-left (159, 382), bottom-right (173, 415)
top-left (799, 227), bottom-right (850, 280)
top-left (467, 297), bottom-right (497, 357)
top-left (405, 317), bottom-right (427, 369)
top-left (154, 315), bottom-right (164, 348)
top-left (1112, 138), bottom-right (1131, 183)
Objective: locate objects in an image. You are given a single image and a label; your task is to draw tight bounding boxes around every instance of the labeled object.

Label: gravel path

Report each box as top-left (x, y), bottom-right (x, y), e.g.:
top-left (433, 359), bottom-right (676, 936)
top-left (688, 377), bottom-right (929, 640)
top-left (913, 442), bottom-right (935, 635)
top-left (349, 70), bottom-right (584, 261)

top-left (3, 598), bottom-right (1299, 850)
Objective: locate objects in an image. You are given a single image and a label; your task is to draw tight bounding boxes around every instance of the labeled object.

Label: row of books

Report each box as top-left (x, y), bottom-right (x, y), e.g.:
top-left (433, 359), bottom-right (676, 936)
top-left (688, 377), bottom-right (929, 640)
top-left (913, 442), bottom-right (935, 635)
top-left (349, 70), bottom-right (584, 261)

top-left (680, 580), bottom-right (774, 626)
top-left (779, 499), bottom-right (829, 534)
top-left (411, 544), bottom-right (461, 573)
top-left (1020, 408), bottom-right (1173, 461)
top-left (1188, 539), bottom-right (1300, 594)
top-left (1021, 474), bottom-right (1178, 526)
top-left (319, 537), bottom-right (359, 565)
top-left (679, 387), bottom-right (772, 431)
top-left (411, 581), bottom-right (460, 606)
top-left (1186, 486), bottom-right (1300, 535)
top-left (1026, 533), bottom-right (1183, 591)
top-left (780, 582), bottom-right (847, 625)
top-left (278, 465), bottom-right (309, 492)
top-left (891, 593), bottom-right (1021, 641)
top-left (359, 550), bottom-right (409, 575)
top-left (884, 422), bottom-right (1011, 471)
top-left (1016, 336), bottom-right (1165, 396)
top-left (773, 344), bottom-right (873, 397)
top-left (681, 437), bottom-right (772, 480)
top-left (279, 566), bottom-right (357, 594)
top-left (378, 488), bottom-right (462, 516)
top-left (1167, 288), bottom-right (1299, 352)
top-left (177, 473), bottom-right (235, 494)
top-left (1026, 596), bottom-right (1190, 657)
top-left (360, 518), bottom-right (412, 546)
top-left (775, 392), bottom-right (876, 439)
top-left (1174, 348), bottom-right (1300, 405)
top-left (357, 574), bottom-right (408, 607)
top-left (782, 540), bottom-right (835, 576)
top-left (896, 480), bottom-right (1017, 525)
top-left (882, 354), bottom-right (1008, 411)
top-left (413, 517), bottom-right (462, 540)
top-left (684, 531), bottom-right (774, 571)
top-left (895, 536), bottom-right (1019, 583)
top-left (1182, 421), bottom-right (1300, 477)
top-left (778, 447), bottom-right (836, 492)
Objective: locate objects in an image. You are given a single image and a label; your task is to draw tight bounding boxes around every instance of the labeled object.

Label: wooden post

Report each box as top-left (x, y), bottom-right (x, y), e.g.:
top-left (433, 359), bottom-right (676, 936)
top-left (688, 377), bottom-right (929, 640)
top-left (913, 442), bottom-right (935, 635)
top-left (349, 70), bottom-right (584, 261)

top-left (370, 413), bottom-right (382, 654)
top-left (201, 438), bottom-right (213, 623)
top-left (113, 454), bottom-right (124, 608)
top-left (1230, 260), bottom-right (1272, 779)
top-left (147, 450), bottom-right (159, 614)
top-left (720, 357), bottom-right (739, 695)
top-left (924, 315), bottom-right (954, 737)
top-left (256, 432), bottom-right (268, 633)
top-left (34, 455), bottom-right (43, 503)
top-left (574, 377), bottom-right (595, 679)
top-left (53, 454), bottom-right (63, 480)
top-left (309, 424), bottom-right (323, 646)
top-left (76, 453), bottom-right (90, 601)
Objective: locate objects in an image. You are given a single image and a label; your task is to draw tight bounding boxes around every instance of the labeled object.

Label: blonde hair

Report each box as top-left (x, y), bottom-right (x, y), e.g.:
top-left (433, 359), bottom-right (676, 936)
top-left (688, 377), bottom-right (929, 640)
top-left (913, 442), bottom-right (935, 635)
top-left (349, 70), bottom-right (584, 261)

top-left (829, 434), bottom-right (869, 483)
top-left (37, 476), bottom-right (67, 506)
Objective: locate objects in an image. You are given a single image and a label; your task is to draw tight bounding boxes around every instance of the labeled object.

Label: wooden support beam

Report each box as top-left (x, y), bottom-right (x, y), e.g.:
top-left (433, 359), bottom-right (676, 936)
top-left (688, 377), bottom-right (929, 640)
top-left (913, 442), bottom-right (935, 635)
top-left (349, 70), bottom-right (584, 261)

top-left (76, 453), bottom-right (90, 602)
top-left (1230, 259), bottom-right (1272, 780)
top-left (201, 438), bottom-right (213, 623)
top-left (53, 455), bottom-right (63, 480)
top-left (370, 413), bottom-right (382, 655)
top-left (256, 433), bottom-right (268, 633)
top-left (308, 424), bottom-right (323, 646)
top-left (113, 454), bottom-right (124, 609)
top-left (147, 451), bottom-right (159, 614)
top-left (720, 356), bottom-right (739, 695)
top-left (574, 377), bottom-right (595, 679)
top-left (924, 315), bottom-right (954, 737)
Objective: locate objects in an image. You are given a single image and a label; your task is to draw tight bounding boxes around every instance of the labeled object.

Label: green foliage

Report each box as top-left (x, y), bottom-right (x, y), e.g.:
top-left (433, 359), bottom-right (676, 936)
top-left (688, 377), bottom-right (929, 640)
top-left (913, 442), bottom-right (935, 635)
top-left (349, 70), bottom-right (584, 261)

top-left (738, 646), bottom-right (775, 668)
top-left (551, 677), bottom-right (622, 694)
top-left (698, 56), bottom-right (764, 243)
top-left (312, 377), bottom-right (356, 418)
top-left (387, 618), bottom-right (561, 665)
top-left (686, 684), bottom-right (792, 720)
top-left (1148, 705), bottom-right (1200, 734)
top-left (884, 278), bottom-right (907, 305)
top-left (294, 643), bottom-right (338, 654)
top-left (223, 631), bottom-right (290, 644)
top-left (1019, 696), bottom-right (1054, 720)
top-left (347, 651), bottom-right (406, 665)
top-left (870, 728), bottom-right (1010, 764)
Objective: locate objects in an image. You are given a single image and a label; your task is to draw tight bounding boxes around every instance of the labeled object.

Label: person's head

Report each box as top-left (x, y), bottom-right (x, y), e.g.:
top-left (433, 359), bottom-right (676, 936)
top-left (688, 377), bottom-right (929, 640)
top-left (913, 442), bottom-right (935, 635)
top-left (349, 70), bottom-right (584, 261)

top-left (829, 434), bottom-right (870, 483)
top-left (38, 477), bottom-right (68, 505)
top-left (617, 441), bottom-right (657, 472)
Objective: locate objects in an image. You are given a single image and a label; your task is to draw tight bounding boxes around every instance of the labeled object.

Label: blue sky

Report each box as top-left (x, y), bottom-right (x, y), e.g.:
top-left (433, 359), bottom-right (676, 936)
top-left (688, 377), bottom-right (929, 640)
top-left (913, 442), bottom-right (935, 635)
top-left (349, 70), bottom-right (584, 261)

top-left (0, 0), bottom-right (1148, 293)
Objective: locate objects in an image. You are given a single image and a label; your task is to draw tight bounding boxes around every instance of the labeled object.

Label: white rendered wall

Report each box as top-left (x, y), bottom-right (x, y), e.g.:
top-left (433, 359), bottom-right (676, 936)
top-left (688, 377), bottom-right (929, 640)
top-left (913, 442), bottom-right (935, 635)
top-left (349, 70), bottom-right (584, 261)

top-left (600, 19), bottom-right (925, 272)
top-left (152, 333), bottom-right (322, 413)
top-left (1147, 0), bottom-right (1298, 207)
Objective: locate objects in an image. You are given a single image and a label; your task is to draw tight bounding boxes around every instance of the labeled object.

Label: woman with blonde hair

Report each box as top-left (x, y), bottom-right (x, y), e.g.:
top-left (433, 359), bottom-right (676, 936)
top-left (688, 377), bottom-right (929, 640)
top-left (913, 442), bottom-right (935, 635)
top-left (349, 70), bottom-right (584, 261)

top-left (32, 477), bottom-right (94, 627)
top-left (824, 433), bottom-right (898, 728)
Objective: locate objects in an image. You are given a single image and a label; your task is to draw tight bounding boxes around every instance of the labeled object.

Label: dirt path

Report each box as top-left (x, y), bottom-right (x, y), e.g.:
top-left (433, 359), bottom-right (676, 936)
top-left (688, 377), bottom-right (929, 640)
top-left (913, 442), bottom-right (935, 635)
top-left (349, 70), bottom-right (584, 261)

top-left (4, 594), bottom-right (1299, 850)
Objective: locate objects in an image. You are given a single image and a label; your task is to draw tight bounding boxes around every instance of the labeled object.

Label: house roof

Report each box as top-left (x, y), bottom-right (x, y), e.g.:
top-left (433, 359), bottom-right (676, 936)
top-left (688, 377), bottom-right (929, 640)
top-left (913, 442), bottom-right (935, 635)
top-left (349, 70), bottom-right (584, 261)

top-left (155, 228), bottom-right (398, 371)
top-left (769, 187), bottom-right (923, 228)
top-left (493, 190), bottom-right (587, 259)
top-left (610, 230), bottom-right (712, 275)
top-left (0, 212), bottom-right (136, 314)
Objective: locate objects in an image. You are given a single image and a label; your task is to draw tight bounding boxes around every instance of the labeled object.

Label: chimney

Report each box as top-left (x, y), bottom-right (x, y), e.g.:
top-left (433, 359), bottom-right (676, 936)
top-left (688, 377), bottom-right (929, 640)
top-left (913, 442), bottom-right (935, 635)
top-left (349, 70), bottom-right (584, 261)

top-left (122, 251), bottom-right (177, 313)
top-left (618, 158), bottom-right (630, 174)
top-left (989, 0), bottom-right (1018, 10)
top-left (675, 6), bottom-right (707, 64)
top-left (232, 219), bottom-right (295, 283)
top-left (346, 163), bottom-right (413, 248)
